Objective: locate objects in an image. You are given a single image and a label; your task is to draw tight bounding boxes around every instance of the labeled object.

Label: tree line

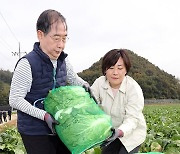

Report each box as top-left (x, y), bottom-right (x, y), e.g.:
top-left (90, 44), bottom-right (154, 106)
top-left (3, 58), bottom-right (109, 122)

top-left (0, 69), bottom-right (12, 106)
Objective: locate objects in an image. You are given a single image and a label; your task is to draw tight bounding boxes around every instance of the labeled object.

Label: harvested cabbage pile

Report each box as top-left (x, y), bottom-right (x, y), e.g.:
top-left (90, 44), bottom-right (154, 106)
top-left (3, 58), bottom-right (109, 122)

top-left (44, 86), bottom-right (112, 154)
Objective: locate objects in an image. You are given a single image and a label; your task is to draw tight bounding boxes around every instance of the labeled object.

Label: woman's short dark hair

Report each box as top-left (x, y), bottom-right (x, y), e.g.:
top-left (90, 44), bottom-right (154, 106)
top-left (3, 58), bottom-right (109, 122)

top-left (102, 49), bottom-right (131, 75)
top-left (36, 9), bottom-right (67, 35)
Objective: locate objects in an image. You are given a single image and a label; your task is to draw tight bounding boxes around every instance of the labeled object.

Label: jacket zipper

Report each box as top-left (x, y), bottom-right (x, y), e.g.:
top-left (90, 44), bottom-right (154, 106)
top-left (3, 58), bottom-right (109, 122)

top-left (53, 68), bottom-right (56, 89)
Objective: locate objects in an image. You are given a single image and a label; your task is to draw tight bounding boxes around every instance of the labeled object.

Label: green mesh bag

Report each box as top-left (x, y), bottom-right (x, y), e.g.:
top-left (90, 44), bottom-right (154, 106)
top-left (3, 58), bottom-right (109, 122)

top-left (44, 86), bottom-right (112, 154)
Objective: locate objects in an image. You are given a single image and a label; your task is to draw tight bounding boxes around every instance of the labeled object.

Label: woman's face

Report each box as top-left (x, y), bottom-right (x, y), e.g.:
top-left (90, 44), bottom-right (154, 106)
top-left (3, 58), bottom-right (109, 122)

top-left (105, 57), bottom-right (127, 89)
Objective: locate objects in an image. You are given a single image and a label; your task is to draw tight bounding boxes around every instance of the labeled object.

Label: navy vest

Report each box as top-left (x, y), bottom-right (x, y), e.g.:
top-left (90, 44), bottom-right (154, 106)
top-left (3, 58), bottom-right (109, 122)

top-left (17, 42), bottom-right (67, 135)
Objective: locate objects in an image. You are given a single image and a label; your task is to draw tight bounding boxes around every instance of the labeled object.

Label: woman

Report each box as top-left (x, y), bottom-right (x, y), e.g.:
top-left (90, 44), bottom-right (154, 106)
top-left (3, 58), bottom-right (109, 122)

top-left (91, 49), bottom-right (147, 154)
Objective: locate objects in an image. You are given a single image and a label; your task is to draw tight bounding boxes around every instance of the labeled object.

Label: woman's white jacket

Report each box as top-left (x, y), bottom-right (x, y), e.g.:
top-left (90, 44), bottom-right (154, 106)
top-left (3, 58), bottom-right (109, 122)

top-left (91, 75), bottom-right (147, 152)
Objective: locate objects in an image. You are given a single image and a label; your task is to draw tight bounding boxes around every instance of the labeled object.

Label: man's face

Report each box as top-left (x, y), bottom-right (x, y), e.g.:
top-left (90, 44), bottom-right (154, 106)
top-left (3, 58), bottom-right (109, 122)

top-left (38, 21), bottom-right (68, 60)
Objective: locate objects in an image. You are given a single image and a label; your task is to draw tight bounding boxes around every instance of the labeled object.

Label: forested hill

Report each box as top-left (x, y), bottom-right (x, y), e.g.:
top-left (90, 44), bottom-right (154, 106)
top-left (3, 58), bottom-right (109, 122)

top-left (78, 49), bottom-right (180, 99)
top-left (0, 69), bottom-right (12, 85)
top-left (0, 69), bottom-right (12, 106)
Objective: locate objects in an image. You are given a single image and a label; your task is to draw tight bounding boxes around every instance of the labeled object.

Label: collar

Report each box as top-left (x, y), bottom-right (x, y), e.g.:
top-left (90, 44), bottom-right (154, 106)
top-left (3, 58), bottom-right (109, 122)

top-left (101, 76), bottom-right (127, 94)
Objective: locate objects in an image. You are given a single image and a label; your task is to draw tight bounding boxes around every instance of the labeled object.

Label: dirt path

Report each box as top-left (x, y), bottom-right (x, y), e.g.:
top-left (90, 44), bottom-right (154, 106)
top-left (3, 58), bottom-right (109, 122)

top-left (0, 114), bottom-right (17, 132)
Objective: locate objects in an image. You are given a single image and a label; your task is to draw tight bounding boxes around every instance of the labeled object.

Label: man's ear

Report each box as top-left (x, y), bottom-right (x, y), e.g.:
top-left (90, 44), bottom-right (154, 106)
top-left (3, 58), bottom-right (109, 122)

top-left (37, 30), bottom-right (43, 40)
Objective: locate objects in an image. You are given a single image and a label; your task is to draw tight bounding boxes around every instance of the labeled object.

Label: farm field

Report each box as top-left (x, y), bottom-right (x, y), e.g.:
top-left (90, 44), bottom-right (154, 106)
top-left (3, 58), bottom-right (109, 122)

top-left (139, 103), bottom-right (180, 154)
top-left (0, 103), bottom-right (180, 154)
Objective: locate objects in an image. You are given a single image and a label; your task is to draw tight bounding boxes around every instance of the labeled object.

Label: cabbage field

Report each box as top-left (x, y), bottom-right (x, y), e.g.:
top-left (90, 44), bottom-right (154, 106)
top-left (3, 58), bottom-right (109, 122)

top-left (0, 103), bottom-right (180, 154)
top-left (139, 103), bottom-right (180, 154)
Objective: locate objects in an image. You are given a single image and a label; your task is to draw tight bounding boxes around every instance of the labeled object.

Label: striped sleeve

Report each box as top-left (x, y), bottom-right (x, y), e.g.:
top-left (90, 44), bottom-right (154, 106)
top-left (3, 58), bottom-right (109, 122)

top-left (65, 58), bottom-right (87, 86)
top-left (9, 58), bottom-right (46, 120)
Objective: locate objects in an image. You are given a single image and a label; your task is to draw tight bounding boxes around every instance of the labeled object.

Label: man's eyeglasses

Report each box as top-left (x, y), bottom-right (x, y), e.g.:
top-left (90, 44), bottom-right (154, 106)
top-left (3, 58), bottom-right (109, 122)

top-left (49, 35), bottom-right (69, 43)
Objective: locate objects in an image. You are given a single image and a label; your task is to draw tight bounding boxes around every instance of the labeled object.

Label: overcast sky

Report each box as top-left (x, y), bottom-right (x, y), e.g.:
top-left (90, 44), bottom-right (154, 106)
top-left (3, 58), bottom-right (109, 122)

top-left (0, 0), bottom-right (180, 79)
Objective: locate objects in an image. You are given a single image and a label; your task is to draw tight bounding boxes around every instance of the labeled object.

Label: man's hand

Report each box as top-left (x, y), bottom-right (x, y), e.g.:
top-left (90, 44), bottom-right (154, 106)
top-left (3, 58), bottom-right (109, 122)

top-left (83, 84), bottom-right (98, 104)
top-left (83, 84), bottom-right (93, 97)
top-left (44, 113), bottom-right (59, 134)
top-left (101, 128), bottom-right (124, 147)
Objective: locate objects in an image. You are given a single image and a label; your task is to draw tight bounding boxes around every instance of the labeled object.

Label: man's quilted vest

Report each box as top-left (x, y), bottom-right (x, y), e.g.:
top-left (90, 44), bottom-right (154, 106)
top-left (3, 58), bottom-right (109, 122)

top-left (17, 42), bottom-right (67, 135)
